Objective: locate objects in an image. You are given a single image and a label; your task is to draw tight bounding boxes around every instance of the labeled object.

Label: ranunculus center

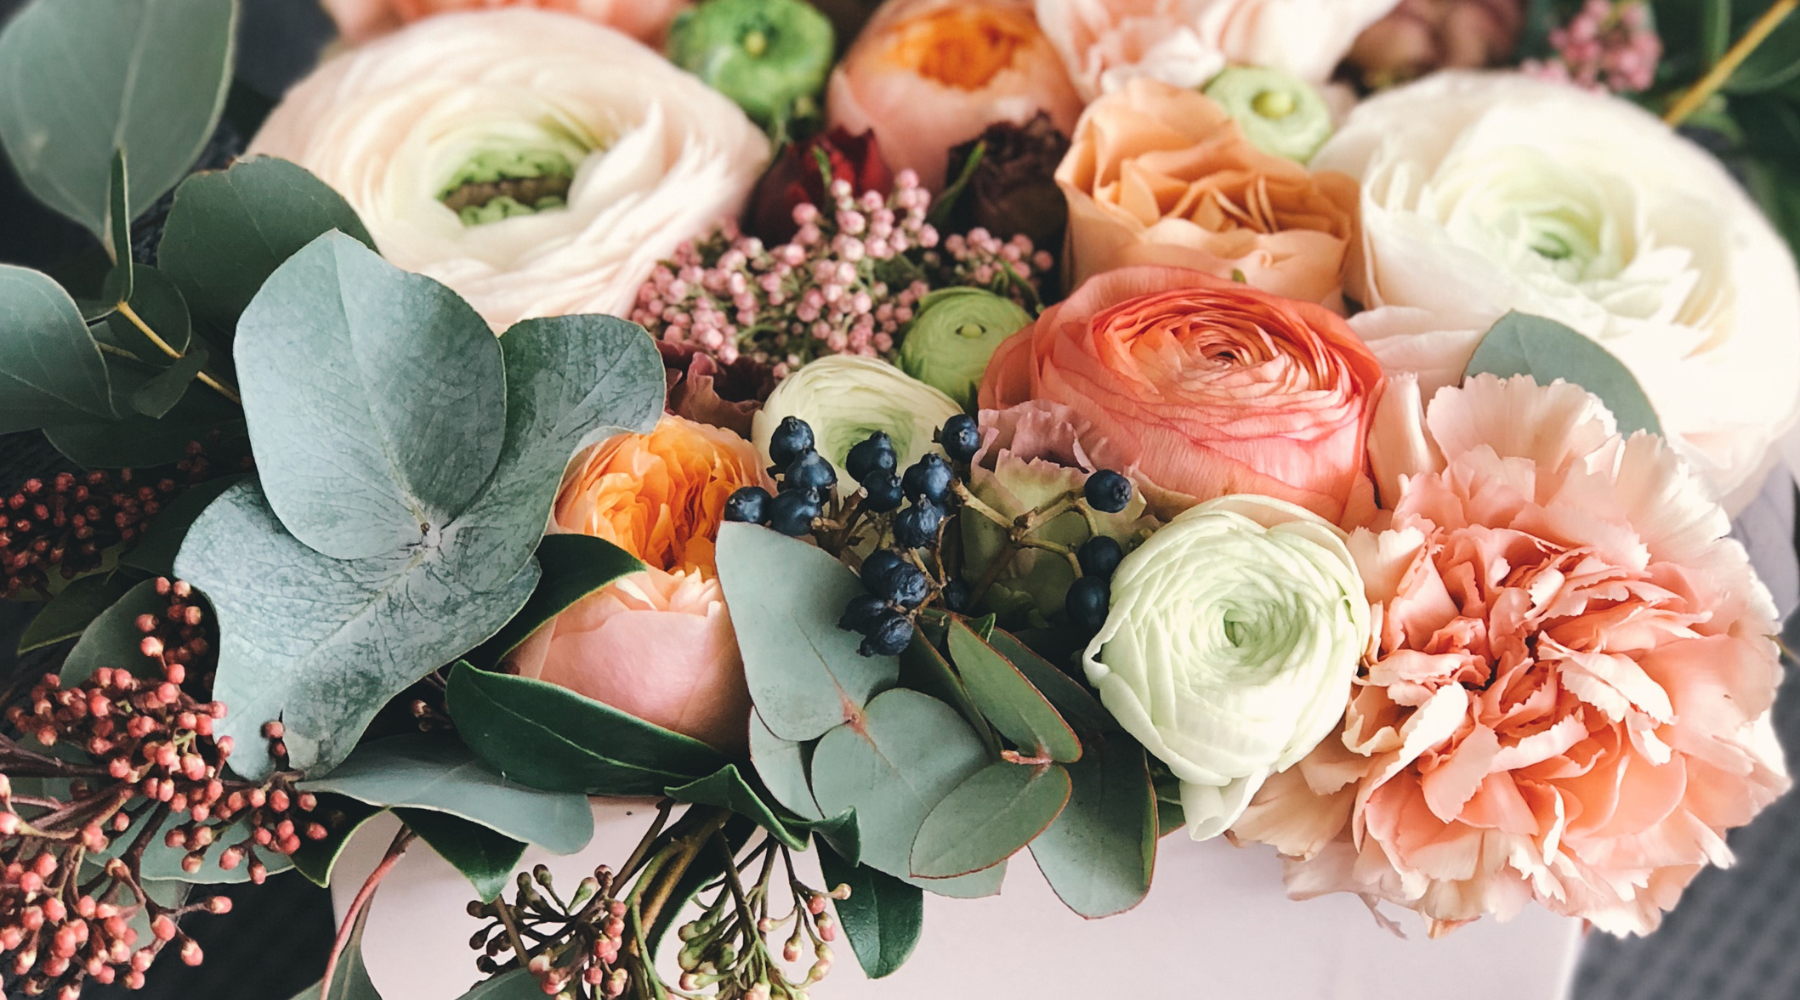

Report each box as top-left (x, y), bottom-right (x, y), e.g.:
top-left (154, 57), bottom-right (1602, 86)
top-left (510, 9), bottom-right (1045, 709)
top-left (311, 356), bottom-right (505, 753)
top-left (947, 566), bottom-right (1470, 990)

top-left (439, 145), bottom-right (582, 226)
top-left (883, 8), bottom-right (1035, 90)
top-left (1433, 148), bottom-right (1620, 283)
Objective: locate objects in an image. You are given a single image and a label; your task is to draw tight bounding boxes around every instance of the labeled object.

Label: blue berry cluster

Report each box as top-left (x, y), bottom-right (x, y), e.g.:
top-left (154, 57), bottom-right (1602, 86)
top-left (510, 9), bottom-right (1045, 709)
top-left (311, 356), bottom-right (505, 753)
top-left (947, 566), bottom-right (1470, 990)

top-left (723, 416), bottom-right (835, 537)
top-left (1065, 470), bottom-right (1132, 636)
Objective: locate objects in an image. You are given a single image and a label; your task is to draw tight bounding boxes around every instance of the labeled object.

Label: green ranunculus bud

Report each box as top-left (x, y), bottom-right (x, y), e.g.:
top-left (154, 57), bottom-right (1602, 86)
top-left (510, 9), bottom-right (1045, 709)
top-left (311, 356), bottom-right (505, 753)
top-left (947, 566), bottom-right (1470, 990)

top-left (1203, 66), bottom-right (1333, 163)
top-left (897, 288), bottom-right (1031, 411)
top-left (666, 0), bottom-right (835, 128)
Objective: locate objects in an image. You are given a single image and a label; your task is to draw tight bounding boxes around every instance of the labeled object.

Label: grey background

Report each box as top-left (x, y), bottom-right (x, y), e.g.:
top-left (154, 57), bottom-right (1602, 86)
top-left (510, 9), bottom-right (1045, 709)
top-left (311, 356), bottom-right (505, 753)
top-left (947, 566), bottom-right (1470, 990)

top-left (3, 1), bottom-right (1799, 997)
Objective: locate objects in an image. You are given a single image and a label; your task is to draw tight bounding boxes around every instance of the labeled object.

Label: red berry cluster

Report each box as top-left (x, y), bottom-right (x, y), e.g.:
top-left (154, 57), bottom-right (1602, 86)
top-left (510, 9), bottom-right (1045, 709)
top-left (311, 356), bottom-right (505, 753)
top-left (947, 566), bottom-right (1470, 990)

top-left (469, 865), bottom-right (631, 999)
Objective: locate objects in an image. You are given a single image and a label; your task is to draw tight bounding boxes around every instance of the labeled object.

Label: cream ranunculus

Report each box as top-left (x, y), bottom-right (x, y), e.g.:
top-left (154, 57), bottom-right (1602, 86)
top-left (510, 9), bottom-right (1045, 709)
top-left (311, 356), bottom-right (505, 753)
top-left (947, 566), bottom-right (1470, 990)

top-left (248, 9), bottom-right (770, 330)
top-left (1083, 494), bottom-right (1369, 841)
top-left (1316, 71), bottom-right (1800, 511)
top-left (751, 356), bottom-right (963, 482)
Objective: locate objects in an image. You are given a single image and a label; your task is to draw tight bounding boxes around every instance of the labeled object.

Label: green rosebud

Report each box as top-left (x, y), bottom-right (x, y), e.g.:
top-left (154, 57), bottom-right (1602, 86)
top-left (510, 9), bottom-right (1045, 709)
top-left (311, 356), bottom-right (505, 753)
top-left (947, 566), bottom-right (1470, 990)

top-left (1203, 67), bottom-right (1333, 163)
top-left (897, 288), bottom-right (1031, 411)
top-left (667, 0), bottom-right (835, 127)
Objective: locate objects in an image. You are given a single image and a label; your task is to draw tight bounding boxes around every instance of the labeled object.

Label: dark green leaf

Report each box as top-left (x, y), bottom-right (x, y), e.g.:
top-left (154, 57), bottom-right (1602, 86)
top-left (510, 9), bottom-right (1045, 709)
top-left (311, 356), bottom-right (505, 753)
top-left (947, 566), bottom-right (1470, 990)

top-left (131, 346), bottom-right (209, 418)
top-left (18, 573), bottom-right (135, 654)
top-left (748, 709), bottom-right (820, 819)
top-left (108, 150), bottom-right (133, 279)
top-left (898, 622), bottom-right (996, 754)
top-left (158, 156), bottom-right (376, 345)
top-left (1727, 4), bottom-right (1800, 93)
top-left (60, 579), bottom-right (165, 683)
top-left (0, 266), bottom-right (115, 431)
top-left (299, 734), bottom-right (594, 855)
top-left (665, 765), bottom-right (807, 850)
top-left (289, 794), bottom-right (386, 888)
top-left (44, 385), bottom-right (245, 469)
top-left (817, 842), bottom-right (922, 980)
top-left (105, 266), bottom-right (193, 363)
top-left (287, 905), bottom-right (381, 1000)
top-left (0, 0), bottom-right (235, 238)
top-left (946, 619), bottom-right (1080, 763)
top-left (909, 762), bottom-right (1069, 879)
top-left (445, 661), bottom-right (727, 795)
top-left (399, 807), bottom-right (525, 903)
top-left (800, 809), bottom-right (860, 866)
top-left (984, 628), bottom-right (1115, 735)
top-left (236, 232), bottom-right (506, 561)
top-left (714, 523), bottom-right (899, 741)
top-left (464, 534), bottom-right (644, 670)
top-left (1029, 738), bottom-right (1156, 918)
top-left (1463, 311), bottom-right (1662, 438)
top-left (120, 474), bottom-right (249, 576)
top-left (453, 970), bottom-right (540, 1000)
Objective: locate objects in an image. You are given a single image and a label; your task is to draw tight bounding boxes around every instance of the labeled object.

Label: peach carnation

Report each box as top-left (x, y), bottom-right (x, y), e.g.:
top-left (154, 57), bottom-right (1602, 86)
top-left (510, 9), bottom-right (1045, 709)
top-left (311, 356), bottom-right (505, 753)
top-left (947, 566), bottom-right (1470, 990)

top-left (1231, 373), bottom-right (1790, 936)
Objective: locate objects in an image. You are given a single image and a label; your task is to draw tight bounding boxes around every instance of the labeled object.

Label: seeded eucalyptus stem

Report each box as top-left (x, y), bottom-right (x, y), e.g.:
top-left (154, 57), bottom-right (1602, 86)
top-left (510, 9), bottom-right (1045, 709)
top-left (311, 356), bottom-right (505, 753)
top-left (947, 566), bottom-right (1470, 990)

top-left (1665, 0), bottom-right (1799, 126)
top-left (114, 300), bottom-right (243, 405)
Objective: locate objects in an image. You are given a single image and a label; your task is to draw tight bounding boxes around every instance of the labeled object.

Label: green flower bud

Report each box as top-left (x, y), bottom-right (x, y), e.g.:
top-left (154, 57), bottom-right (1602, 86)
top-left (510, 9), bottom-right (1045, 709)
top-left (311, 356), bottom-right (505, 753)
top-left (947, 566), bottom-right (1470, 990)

top-left (897, 288), bottom-right (1032, 411)
top-left (1203, 67), bottom-right (1333, 163)
top-left (667, 0), bottom-right (835, 127)
top-left (752, 356), bottom-right (962, 484)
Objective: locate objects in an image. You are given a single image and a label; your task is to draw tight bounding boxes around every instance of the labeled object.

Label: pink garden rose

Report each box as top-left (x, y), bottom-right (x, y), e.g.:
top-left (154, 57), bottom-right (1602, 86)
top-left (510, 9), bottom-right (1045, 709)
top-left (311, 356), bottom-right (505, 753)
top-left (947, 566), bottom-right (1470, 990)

top-left (321, 0), bottom-right (688, 45)
top-left (1232, 373), bottom-right (1791, 935)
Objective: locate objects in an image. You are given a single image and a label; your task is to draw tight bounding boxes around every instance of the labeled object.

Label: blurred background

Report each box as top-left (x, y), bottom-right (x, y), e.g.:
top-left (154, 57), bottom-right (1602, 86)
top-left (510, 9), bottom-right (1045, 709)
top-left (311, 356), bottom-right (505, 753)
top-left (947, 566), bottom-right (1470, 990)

top-left (2, 1), bottom-right (1799, 998)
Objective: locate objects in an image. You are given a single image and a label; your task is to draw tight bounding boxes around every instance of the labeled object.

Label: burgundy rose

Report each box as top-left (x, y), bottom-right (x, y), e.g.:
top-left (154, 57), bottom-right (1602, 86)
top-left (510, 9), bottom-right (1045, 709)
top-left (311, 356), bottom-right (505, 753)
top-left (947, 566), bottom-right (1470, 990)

top-left (748, 126), bottom-right (894, 244)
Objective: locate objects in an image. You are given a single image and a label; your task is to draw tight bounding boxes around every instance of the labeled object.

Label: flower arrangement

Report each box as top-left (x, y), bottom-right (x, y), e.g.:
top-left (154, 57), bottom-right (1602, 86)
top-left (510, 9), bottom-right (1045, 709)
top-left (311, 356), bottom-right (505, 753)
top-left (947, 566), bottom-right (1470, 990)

top-left (1, 0), bottom-right (1799, 998)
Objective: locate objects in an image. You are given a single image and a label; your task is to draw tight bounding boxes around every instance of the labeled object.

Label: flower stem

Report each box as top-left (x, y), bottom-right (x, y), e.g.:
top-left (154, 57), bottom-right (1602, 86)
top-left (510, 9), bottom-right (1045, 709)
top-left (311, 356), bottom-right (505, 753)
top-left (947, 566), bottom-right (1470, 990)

top-left (319, 826), bottom-right (416, 999)
top-left (1664, 0), bottom-right (1798, 126)
top-left (114, 300), bottom-right (243, 405)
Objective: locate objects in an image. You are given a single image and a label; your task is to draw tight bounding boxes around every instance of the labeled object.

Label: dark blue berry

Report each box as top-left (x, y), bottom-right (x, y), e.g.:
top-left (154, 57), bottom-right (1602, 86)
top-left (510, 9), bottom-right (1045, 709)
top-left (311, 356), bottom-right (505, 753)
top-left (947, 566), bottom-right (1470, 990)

top-left (845, 432), bottom-right (898, 483)
top-left (861, 472), bottom-right (904, 513)
top-left (940, 578), bottom-right (972, 613)
top-left (883, 563), bottom-right (931, 608)
top-left (723, 486), bottom-right (772, 525)
top-left (892, 501), bottom-right (944, 549)
top-left (1077, 535), bottom-right (1124, 580)
top-left (769, 416), bottom-right (815, 467)
top-left (1065, 576), bottom-right (1111, 633)
top-left (1083, 470), bottom-right (1133, 514)
top-left (767, 490), bottom-right (821, 537)
top-left (860, 549), bottom-right (906, 595)
top-left (784, 450), bottom-right (837, 495)
top-left (838, 593), bottom-right (888, 633)
top-left (859, 611), bottom-right (915, 657)
top-left (901, 454), bottom-right (955, 505)
top-left (939, 414), bottom-right (981, 463)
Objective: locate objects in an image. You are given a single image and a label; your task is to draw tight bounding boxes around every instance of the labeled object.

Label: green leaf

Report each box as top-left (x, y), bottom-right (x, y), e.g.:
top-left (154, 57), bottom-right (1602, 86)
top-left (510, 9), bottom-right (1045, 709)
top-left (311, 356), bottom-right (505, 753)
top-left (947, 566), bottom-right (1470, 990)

top-left (59, 578), bottom-right (165, 684)
top-left (808, 688), bottom-right (1002, 897)
top-left (984, 628), bottom-right (1114, 736)
top-left (445, 662), bottom-right (726, 795)
top-left (747, 710), bottom-right (820, 820)
top-left (801, 809), bottom-right (860, 866)
top-left (817, 843), bottom-right (922, 980)
top-left (714, 523), bottom-right (899, 741)
top-left (0, 0), bottom-right (236, 238)
top-left (44, 389), bottom-right (245, 469)
top-left (666, 765), bottom-right (807, 850)
top-left (236, 232), bottom-right (507, 562)
top-left (86, 801), bottom-right (294, 883)
top-left (289, 794), bottom-right (386, 888)
top-left (898, 619), bottom-right (996, 754)
top-left (0, 266), bottom-right (116, 431)
top-left (1463, 311), bottom-right (1662, 438)
top-left (132, 346), bottom-right (209, 419)
top-left (1727, 4), bottom-right (1800, 93)
top-left (18, 573), bottom-right (135, 654)
top-left (399, 807), bottom-right (525, 903)
top-left (1028, 738), bottom-right (1156, 918)
top-left (158, 156), bottom-right (376, 345)
top-left (299, 734), bottom-right (594, 855)
top-left (909, 762), bottom-right (1069, 879)
top-left (453, 970), bottom-right (539, 1000)
top-left (108, 149), bottom-right (133, 278)
top-left (120, 474), bottom-right (249, 576)
top-left (946, 619), bottom-right (1080, 763)
top-left (287, 905), bottom-right (382, 1000)
top-left (464, 534), bottom-right (644, 670)
top-left (105, 266), bottom-right (193, 363)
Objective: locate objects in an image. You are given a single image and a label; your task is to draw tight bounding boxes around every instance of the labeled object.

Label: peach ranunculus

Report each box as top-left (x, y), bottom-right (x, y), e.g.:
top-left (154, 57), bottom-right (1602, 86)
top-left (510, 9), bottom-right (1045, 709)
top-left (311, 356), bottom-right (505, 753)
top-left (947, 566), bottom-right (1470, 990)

top-left (827, 0), bottom-right (1084, 190)
top-left (1057, 77), bottom-right (1358, 304)
top-left (1034, 0), bottom-right (1404, 99)
top-left (977, 265), bottom-right (1384, 523)
top-left (1231, 373), bottom-right (1791, 936)
top-left (505, 415), bottom-right (767, 752)
top-left (321, 0), bottom-right (689, 46)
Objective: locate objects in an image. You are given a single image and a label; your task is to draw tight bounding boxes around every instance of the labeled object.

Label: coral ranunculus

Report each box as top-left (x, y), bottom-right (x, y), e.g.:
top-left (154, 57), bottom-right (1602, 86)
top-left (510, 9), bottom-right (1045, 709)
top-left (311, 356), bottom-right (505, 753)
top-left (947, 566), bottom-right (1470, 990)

top-left (322, 0), bottom-right (690, 46)
top-left (1231, 374), bottom-right (1791, 936)
top-left (978, 265), bottom-right (1384, 522)
top-left (1057, 78), bottom-right (1358, 304)
top-left (506, 415), bottom-right (768, 752)
top-left (827, 0), bottom-right (1084, 190)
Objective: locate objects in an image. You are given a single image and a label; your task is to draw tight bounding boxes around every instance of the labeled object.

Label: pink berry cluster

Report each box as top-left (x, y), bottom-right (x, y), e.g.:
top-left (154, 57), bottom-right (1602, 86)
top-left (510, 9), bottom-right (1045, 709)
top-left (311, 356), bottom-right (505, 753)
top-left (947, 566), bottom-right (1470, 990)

top-left (631, 169), bottom-right (1050, 375)
top-left (469, 864), bottom-right (631, 999)
top-left (1524, 0), bottom-right (1660, 93)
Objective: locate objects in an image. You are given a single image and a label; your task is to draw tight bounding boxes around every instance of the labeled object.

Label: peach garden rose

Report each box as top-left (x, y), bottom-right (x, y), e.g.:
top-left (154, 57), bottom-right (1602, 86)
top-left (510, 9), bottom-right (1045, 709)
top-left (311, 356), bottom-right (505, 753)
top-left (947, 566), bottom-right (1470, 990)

top-left (321, 0), bottom-right (689, 46)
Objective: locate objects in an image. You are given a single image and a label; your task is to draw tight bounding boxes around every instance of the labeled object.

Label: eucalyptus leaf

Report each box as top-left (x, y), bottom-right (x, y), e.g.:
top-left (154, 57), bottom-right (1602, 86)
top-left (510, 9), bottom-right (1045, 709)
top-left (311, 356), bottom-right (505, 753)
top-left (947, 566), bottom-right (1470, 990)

top-left (984, 628), bottom-right (1114, 735)
top-left (898, 620), bottom-right (996, 754)
top-left (1463, 311), bottom-right (1661, 438)
top-left (120, 474), bottom-right (249, 576)
top-left (0, 265), bottom-right (116, 431)
top-left (748, 710), bottom-right (820, 820)
top-left (666, 765), bottom-right (808, 850)
top-left (132, 346), bottom-right (209, 418)
top-left (289, 794), bottom-right (386, 888)
top-left (445, 661), bottom-right (727, 795)
top-left (1028, 738), bottom-right (1156, 918)
top-left (946, 619), bottom-right (1080, 763)
top-left (108, 150), bottom-right (133, 277)
top-left (399, 807), bottom-right (525, 903)
top-left (0, 0), bottom-right (236, 238)
top-left (909, 762), bottom-right (1069, 879)
top-left (817, 843), bottom-right (922, 980)
top-left (236, 232), bottom-right (506, 562)
top-left (105, 266), bottom-right (193, 363)
top-left (299, 734), bottom-right (594, 855)
top-left (464, 534), bottom-right (644, 670)
top-left (18, 573), bottom-right (135, 654)
top-left (715, 523), bottom-right (899, 741)
top-left (60, 579), bottom-right (165, 684)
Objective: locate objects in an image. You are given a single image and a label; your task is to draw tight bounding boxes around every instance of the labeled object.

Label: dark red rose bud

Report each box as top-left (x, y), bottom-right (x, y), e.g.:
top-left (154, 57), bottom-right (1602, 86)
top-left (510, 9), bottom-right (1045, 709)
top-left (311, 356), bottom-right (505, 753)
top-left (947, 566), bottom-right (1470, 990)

top-left (942, 112), bottom-right (1071, 253)
top-left (749, 126), bottom-right (894, 244)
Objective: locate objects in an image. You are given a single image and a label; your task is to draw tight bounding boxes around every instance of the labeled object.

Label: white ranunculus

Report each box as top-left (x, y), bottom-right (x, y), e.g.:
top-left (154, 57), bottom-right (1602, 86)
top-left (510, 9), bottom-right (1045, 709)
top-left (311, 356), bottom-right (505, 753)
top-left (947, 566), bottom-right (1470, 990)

top-left (751, 356), bottom-right (962, 483)
top-left (1034, 0), bottom-right (1402, 100)
top-left (1316, 71), bottom-right (1800, 511)
top-left (1083, 494), bottom-right (1369, 841)
top-left (248, 9), bottom-right (769, 330)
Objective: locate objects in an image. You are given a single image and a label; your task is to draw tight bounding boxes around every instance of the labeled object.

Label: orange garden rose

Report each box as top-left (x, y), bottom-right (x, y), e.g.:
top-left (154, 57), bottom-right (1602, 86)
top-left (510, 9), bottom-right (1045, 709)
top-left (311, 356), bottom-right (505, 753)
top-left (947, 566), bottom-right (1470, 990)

top-left (505, 415), bottom-right (767, 752)
top-left (827, 0), bottom-right (1084, 189)
top-left (979, 265), bottom-right (1384, 522)
top-left (321, 0), bottom-right (689, 45)
top-left (1057, 78), bottom-right (1358, 305)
